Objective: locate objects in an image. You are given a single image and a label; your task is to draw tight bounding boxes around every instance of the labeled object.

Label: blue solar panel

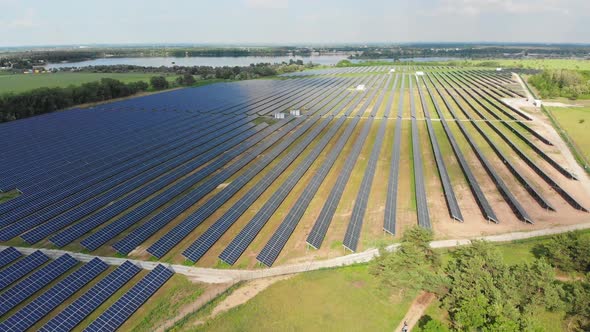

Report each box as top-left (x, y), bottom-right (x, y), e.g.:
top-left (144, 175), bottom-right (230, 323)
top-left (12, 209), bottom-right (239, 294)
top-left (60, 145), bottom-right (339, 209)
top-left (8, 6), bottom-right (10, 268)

top-left (0, 257), bottom-right (107, 332)
top-left (40, 261), bottom-right (141, 332)
top-left (0, 247), bottom-right (21, 268)
top-left (0, 254), bottom-right (78, 317)
top-left (0, 250), bottom-right (49, 290)
top-left (219, 116), bottom-right (348, 265)
top-left (84, 264), bottom-right (173, 332)
top-left (183, 116), bottom-right (331, 262)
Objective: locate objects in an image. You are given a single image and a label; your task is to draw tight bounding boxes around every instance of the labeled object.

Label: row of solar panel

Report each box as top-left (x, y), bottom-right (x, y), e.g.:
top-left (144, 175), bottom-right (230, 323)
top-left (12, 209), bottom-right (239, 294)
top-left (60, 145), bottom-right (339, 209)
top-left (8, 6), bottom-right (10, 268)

top-left (0, 247), bottom-right (172, 332)
top-left (435, 72), bottom-right (587, 213)
top-left (0, 75), bottom-right (359, 248)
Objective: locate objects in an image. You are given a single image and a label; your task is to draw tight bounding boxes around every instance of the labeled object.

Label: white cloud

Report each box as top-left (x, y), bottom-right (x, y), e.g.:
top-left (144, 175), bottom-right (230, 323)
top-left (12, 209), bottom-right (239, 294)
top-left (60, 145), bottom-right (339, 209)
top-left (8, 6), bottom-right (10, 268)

top-left (0, 8), bottom-right (37, 29)
top-left (244, 0), bottom-right (288, 9)
top-left (428, 0), bottom-right (582, 16)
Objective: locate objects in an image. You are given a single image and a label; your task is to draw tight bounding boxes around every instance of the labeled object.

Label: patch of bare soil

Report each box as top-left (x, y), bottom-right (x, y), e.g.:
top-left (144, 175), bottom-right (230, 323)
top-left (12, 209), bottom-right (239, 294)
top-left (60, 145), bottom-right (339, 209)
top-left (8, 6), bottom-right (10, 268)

top-left (394, 292), bottom-right (435, 332)
top-left (194, 274), bottom-right (294, 326)
top-left (155, 282), bottom-right (234, 332)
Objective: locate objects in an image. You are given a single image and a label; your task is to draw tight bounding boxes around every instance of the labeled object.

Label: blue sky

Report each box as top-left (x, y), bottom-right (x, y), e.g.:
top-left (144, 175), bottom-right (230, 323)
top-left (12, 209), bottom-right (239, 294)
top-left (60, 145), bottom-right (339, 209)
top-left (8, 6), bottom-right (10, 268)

top-left (1, 0), bottom-right (589, 46)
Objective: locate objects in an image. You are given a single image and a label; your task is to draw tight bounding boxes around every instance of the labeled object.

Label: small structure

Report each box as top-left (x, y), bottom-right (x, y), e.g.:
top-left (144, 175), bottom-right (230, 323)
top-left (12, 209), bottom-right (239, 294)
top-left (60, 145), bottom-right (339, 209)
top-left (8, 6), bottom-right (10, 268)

top-left (290, 109), bottom-right (301, 117)
top-left (389, 68), bottom-right (396, 73)
top-left (274, 112), bottom-right (285, 119)
top-left (533, 99), bottom-right (543, 107)
top-left (415, 71), bottom-right (425, 76)
top-left (356, 84), bottom-right (366, 91)
top-left (496, 68), bottom-right (503, 71)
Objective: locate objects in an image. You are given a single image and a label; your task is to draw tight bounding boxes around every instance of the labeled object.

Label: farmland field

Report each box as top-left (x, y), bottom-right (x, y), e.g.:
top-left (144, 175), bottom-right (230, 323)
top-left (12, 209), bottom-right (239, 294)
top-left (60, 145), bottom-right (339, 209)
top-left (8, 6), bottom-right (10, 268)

top-left (0, 72), bottom-right (178, 94)
top-left (547, 106), bottom-right (590, 162)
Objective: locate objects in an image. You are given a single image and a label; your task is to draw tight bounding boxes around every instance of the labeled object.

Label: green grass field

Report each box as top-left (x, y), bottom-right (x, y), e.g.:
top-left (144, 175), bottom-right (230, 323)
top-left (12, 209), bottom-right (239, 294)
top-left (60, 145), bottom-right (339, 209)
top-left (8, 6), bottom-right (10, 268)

top-left (0, 72), bottom-right (178, 94)
top-left (464, 59), bottom-right (590, 71)
top-left (547, 106), bottom-right (590, 162)
top-left (185, 265), bottom-right (415, 332)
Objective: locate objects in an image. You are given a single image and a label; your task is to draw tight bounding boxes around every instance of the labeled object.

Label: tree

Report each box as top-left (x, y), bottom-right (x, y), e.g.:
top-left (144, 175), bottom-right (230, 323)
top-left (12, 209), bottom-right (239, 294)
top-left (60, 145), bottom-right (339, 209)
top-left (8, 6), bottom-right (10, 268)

top-left (443, 241), bottom-right (563, 331)
top-left (150, 76), bottom-right (169, 90)
top-left (534, 231), bottom-right (590, 273)
top-left (370, 226), bottom-right (443, 293)
top-left (176, 73), bottom-right (196, 86)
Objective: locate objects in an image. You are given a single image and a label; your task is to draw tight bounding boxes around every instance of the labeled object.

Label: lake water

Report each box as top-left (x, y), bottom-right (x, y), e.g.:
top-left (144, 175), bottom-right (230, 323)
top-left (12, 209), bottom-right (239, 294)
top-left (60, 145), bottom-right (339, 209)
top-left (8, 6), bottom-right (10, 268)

top-left (44, 55), bottom-right (463, 69)
top-left (44, 55), bottom-right (349, 69)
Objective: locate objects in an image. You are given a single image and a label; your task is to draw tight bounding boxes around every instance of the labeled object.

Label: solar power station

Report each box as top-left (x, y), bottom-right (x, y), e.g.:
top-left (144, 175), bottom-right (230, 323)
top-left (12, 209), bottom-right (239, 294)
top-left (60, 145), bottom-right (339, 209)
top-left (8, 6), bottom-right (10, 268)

top-left (1, 64), bottom-right (588, 285)
top-left (0, 247), bottom-right (173, 331)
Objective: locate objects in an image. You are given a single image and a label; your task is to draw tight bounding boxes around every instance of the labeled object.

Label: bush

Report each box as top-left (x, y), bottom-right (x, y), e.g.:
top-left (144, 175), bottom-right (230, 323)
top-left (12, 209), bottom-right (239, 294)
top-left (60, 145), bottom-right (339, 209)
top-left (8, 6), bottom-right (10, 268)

top-left (176, 74), bottom-right (196, 86)
top-left (533, 231), bottom-right (590, 273)
top-left (150, 76), bottom-right (169, 90)
top-left (529, 69), bottom-right (590, 99)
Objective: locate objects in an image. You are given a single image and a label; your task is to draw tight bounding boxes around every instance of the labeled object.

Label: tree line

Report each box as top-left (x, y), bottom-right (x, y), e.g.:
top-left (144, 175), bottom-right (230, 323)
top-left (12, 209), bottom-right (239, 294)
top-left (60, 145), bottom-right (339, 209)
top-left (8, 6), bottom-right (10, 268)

top-left (529, 69), bottom-right (590, 99)
top-left (55, 60), bottom-right (311, 79)
top-left (371, 227), bottom-right (590, 331)
top-left (0, 78), bottom-right (149, 122)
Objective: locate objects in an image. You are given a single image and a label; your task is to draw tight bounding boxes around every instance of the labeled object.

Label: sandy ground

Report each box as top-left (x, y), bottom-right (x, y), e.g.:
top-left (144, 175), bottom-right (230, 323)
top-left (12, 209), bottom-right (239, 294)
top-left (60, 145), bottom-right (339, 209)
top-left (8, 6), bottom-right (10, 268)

top-left (155, 282), bottom-right (234, 332)
top-left (394, 292), bottom-right (435, 332)
top-left (194, 275), bottom-right (293, 326)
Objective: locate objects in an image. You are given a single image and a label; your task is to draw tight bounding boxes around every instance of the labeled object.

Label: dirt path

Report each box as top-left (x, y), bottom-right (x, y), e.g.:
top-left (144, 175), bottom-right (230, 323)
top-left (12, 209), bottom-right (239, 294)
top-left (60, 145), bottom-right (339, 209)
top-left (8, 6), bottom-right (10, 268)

top-left (394, 292), bottom-right (435, 332)
top-left (4, 222), bottom-right (590, 284)
top-left (194, 275), bottom-right (293, 326)
top-left (155, 282), bottom-right (234, 332)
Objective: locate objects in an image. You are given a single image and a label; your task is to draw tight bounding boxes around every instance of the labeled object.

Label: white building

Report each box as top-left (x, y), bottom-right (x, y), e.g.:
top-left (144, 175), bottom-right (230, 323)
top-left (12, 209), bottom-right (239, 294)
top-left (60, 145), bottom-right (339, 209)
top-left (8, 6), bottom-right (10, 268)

top-left (496, 68), bottom-right (503, 71)
top-left (356, 84), bottom-right (366, 91)
top-left (290, 109), bottom-right (301, 117)
top-left (415, 71), bottom-right (425, 76)
top-left (274, 112), bottom-right (285, 119)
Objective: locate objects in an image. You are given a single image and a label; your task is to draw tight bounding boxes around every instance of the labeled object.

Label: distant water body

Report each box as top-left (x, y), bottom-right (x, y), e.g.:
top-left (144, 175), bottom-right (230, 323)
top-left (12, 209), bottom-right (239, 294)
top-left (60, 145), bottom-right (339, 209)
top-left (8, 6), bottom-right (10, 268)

top-left (44, 55), bottom-right (462, 69)
top-left (44, 55), bottom-right (349, 69)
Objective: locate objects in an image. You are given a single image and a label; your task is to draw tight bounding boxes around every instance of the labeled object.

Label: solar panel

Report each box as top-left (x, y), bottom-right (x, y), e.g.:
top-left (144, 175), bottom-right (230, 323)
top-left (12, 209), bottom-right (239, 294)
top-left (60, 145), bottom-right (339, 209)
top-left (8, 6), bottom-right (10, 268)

top-left (21, 120), bottom-right (262, 244)
top-left (430, 72), bottom-right (534, 223)
top-left (449, 73), bottom-right (586, 212)
top-left (2, 117), bottom-right (257, 242)
top-left (415, 75), bottom-right (463, 222)
top-left (0, 250), bottom-right (49, 290)
top-left (0, 247), bottom-right (21, 268)
top-left (439, 72), bottom-right (554, 212)
top-left (235, 81), bottom-right (377, 266)
top-left (306, 76), bottom-right (389, 251)
top-left (220, 116), bottom-right (349, 266)
top-left (107, 117), bottom-right (304, 255)
top-left (183, 116), bottom-right (332, 262)
top-left (84, 264), bottom-right (173, 332)
top-left (408, 76), bottom-right (431, 229)
top-left (40, 261), bottom-right (141, 332)
top-left (422, 73), bottom-right (498, 223)
top-left (148, 115), bottom-right (320, 258)
top-left (0, 258), bottom-right (107, 331)
top-left (0, 254), bottom-right (78, 317)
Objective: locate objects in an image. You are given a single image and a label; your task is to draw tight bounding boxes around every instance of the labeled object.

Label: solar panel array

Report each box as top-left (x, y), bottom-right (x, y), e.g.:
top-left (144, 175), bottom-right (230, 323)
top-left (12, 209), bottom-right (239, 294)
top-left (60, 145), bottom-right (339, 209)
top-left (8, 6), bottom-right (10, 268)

top-left (84, 264), bottom-right (173, 332)
top-left (40, 261), bottom-right (141, 332)
top-left (408, 76), bottom-right (431, 229)
top-left (0, 250), bottom-right (49, 290)
top-left (415, 75), bottom-right (463, 222)
top-left (384, 74), bottom-right (406, 234)
top-left (0, 247), bottom-right (22, 268)
top-left (0, 250), bottom-right (173, 331)
top-left (1, 64), bottom-right (587, 272)
top-left (306, 75), bottom-right (389, 250)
